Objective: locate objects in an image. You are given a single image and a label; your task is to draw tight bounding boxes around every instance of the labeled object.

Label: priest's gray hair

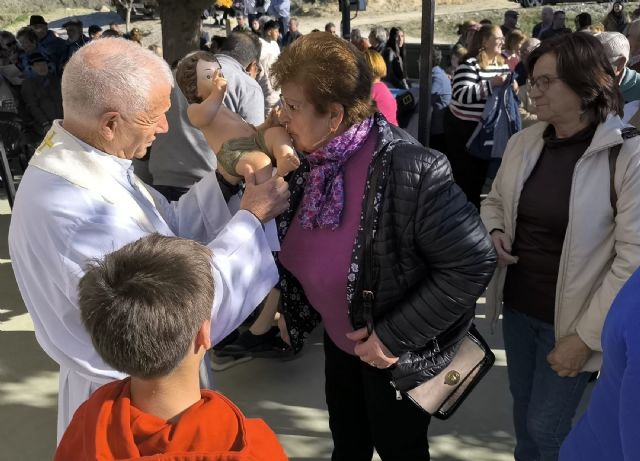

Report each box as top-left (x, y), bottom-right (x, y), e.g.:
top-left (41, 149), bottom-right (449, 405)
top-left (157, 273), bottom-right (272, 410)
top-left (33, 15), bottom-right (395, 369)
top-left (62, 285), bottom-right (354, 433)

top-left (62, 38), bottom-right (173, 120)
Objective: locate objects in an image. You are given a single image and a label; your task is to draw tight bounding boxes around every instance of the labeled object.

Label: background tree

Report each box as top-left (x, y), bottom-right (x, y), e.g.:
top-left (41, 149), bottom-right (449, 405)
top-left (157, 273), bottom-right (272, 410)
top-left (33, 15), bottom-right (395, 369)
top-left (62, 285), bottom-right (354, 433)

top-left (113, 0), bottom-right (134, 33)
top-left (157, 0), bottom-right (212, 66)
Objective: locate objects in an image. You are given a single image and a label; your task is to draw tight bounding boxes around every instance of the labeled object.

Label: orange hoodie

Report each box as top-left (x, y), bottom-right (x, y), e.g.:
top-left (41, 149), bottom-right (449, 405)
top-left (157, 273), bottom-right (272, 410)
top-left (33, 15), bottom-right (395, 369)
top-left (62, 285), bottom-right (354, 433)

top-left (54, 379), bottom-right (288, 461)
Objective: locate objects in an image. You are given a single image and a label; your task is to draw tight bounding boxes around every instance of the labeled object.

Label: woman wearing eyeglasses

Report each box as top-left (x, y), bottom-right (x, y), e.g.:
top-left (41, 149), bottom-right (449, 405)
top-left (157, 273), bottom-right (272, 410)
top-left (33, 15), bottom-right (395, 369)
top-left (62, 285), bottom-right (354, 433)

top-left (444, 24), bottom-right (514, 209)
top-left (481, 33), bottom-right (640, 461)
top-left (272, 32), bottom-right (496, 460)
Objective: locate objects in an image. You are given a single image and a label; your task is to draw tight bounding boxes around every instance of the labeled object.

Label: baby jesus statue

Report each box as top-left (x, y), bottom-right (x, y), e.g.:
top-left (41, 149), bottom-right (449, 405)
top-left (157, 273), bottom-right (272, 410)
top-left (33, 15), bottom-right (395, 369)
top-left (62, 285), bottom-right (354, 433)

top-left (176, 51), bottom-right (300, 185)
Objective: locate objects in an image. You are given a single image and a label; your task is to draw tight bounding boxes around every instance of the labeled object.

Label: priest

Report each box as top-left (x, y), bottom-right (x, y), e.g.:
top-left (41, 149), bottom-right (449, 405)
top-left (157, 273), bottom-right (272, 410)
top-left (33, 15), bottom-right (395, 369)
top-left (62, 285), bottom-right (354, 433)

top-left (8, 37), bottom-right (289, 442)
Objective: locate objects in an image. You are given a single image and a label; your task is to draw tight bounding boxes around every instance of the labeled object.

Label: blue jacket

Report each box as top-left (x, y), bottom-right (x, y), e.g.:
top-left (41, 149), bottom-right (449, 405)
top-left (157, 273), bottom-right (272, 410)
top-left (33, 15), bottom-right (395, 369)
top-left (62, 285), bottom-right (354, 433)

top-left (267, 0), bottom-right (290, 18)
top-left (18, 45), bottom-right (56, 78)
top-left (39, 30), bottom-right (68, 71)
top-left (430, 66), bottom-right (452, 136)
top-left (467, 73), bottom-right (521, 160)
top-left (65, 35), bottom-right (91, 64)
top-left (560, 266), bottom-right (640, 461)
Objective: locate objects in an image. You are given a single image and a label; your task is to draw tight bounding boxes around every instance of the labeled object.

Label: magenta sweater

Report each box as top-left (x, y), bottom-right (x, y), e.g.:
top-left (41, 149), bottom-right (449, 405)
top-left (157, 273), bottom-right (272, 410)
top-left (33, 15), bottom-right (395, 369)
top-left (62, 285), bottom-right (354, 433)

top-left (279, 131), bottom-right (376, 354)
top-left (372, 82), bottom-right (398, 126)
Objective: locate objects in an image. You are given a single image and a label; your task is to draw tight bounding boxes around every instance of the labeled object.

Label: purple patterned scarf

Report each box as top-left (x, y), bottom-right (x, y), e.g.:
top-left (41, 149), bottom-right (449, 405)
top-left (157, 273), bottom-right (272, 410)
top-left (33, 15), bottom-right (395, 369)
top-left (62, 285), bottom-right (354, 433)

top-left (299, 116), bottom-right (374, 230)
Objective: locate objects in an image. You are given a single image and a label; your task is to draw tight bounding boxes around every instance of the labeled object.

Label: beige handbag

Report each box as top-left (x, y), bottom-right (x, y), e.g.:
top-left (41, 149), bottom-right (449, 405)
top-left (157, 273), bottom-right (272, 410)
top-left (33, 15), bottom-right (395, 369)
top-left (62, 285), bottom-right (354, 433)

top-left (396, 327), bottom-right (495, 420)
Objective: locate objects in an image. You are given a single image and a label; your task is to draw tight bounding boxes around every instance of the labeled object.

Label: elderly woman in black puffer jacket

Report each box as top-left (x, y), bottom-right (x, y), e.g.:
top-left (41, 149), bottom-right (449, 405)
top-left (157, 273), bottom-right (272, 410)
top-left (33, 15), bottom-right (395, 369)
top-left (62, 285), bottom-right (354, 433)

top-left (272, 33), bottom-right (496, 461)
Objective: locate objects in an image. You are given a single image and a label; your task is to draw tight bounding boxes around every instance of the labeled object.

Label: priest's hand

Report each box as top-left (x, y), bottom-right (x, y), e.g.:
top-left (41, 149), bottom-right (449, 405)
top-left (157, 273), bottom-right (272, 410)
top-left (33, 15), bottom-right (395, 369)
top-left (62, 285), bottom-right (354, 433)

top-left (240, 166), bottom-right (290, 222)
top-left (346, 328), bottom-right (399, 369)
top-left (547, 334), bottom-right (592, 377)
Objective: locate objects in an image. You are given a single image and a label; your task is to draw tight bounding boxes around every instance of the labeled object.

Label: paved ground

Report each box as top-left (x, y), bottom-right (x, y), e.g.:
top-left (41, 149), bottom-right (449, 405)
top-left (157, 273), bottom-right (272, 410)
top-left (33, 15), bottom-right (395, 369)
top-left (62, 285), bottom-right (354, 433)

top-left (0, 195), bottom-right (593, 460)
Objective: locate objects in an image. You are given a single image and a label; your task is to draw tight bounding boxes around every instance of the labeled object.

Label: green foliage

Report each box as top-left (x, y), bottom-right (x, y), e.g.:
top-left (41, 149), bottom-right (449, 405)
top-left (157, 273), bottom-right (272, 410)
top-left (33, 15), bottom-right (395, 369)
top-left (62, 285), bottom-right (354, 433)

top-left (0, 14), bottom-right (29, 29)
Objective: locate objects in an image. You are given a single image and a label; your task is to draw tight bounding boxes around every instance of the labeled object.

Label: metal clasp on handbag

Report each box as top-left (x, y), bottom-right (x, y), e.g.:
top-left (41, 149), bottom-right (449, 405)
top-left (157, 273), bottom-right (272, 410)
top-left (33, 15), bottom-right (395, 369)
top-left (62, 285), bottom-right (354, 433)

top-left (444, 370), bottom-right (461, 385)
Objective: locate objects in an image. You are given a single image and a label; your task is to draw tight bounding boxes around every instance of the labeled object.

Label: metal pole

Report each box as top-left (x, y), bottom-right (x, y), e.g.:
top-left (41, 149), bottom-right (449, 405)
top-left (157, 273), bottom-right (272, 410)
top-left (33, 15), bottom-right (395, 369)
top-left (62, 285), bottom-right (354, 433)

top-left (341, 0), bottom-right (351, 39)
top-left (417, 0), bottom-right (435, 146)
top-left (0, 141), bottom-right (16, 208)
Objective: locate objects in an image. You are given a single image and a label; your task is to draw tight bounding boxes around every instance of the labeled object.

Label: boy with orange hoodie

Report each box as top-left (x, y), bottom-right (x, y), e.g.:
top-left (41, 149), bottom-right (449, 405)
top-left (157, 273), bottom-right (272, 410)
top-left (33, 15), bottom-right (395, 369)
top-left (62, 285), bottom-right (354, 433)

top-left (54, 233), bottom-right (288, 461)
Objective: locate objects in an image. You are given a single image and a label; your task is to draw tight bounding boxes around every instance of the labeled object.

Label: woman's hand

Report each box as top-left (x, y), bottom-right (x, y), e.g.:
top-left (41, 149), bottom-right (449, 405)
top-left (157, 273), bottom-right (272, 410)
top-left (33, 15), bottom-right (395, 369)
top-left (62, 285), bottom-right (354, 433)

top-left (491, 230), bottom-right (518, 267)
top-left (547, 334), bottom-right (592, 377)
top-left (346, 328), bottom-right (399, 369)
top-left (264, 105), bottom-right (283, 130)
top-left (490, 74), bottom-right (508, 87)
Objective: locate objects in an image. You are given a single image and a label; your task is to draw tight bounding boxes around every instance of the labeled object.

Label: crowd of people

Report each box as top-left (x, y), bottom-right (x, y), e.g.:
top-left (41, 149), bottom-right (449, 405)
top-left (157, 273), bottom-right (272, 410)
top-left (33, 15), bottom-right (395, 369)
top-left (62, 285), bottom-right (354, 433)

top-left (0, 15), bottom-right (153, 147)
top-left (433, 2), bottom-right (640, 206)
top-left (443, 4), bottom-right (640, 461)
top-left (4, 2), bottom-right (640, 461)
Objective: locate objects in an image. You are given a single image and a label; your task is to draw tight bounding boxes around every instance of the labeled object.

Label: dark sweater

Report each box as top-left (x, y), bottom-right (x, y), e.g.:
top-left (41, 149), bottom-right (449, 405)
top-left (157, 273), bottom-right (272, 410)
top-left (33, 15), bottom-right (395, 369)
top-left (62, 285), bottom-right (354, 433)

top-left (503, 123), bottom-right (596, 324)
top-left (20, 75), bottom-right (63, 132)
top-left (539, 26), bottom-right (572, 41)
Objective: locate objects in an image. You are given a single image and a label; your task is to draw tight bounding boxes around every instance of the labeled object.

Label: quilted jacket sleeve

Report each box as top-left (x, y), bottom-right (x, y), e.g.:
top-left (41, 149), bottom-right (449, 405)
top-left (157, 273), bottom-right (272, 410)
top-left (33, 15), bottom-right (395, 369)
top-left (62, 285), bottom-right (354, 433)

top-left (375, 149), bottom-right (497, 356)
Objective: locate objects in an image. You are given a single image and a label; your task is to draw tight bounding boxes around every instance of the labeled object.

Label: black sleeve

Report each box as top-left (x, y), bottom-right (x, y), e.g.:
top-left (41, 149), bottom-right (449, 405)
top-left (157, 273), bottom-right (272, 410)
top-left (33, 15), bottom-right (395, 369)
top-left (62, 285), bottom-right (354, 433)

top-left (215, 171), bottom-right (242, 203)
top-left (376, 150), bottom-right (497, 355)
top-left (21, 82), bottom-right (49, 126)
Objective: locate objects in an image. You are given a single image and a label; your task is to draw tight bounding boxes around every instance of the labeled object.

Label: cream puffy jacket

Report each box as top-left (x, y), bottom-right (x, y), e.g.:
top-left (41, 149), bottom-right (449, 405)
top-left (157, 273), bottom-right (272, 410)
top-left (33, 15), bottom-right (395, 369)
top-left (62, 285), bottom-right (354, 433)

top-left (481, 115), bottom-right (640, 371)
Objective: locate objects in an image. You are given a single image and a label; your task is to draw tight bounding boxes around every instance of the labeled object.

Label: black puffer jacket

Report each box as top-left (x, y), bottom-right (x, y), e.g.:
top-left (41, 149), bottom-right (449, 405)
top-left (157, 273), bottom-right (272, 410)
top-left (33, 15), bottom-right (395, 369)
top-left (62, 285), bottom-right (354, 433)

top-left (276, 114), bottom-right (496, 386)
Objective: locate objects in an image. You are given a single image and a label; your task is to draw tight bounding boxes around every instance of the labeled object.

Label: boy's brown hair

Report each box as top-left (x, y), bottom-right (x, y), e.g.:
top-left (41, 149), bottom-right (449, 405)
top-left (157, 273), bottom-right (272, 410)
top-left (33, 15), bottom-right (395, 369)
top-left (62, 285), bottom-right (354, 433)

top-left (79, 233), bottom-right (214, 379)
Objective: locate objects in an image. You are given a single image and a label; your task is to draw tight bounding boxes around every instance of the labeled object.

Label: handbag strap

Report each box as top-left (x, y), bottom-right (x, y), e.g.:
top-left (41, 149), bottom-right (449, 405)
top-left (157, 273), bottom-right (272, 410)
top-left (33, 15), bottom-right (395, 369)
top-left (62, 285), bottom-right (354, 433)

top-left (609, 144), bottom-right (620, 218)
top-left (609, 126), bottom-right (640, 218)
top-left (361, 140), bottom-right (403, 334)
top-left (361, 152), bottom-right (385, 334)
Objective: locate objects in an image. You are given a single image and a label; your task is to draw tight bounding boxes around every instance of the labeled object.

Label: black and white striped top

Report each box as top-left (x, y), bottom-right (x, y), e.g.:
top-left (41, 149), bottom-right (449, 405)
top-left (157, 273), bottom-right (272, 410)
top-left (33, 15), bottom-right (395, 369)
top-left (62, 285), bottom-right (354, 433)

top-left (449, 57), bottom-right (511, 122)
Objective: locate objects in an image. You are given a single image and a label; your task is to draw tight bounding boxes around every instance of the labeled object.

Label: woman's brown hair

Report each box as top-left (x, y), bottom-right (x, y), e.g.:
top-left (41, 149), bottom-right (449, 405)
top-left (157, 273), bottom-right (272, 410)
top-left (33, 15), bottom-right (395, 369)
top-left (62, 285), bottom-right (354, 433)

top-left (270, 32), bottom-right (375, 126)
top-left (526, 32), bottom-right (623, 124)
top-left (505, 29), bottom-right (526, 55)
top-left (175, 50), bottom-right (218, 104)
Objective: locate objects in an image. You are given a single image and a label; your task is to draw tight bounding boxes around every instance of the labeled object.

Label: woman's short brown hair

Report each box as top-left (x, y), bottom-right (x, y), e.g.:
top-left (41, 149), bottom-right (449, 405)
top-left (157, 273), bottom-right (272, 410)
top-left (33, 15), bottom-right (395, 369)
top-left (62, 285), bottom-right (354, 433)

top-left (175, 50), bottom-right (218, 104)
top-left (363, 49), bottom-right (387, 79)
top-left (271, 32), bottom-right (375, 126)
top-left (527, 32), bottom-right (623, 124)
